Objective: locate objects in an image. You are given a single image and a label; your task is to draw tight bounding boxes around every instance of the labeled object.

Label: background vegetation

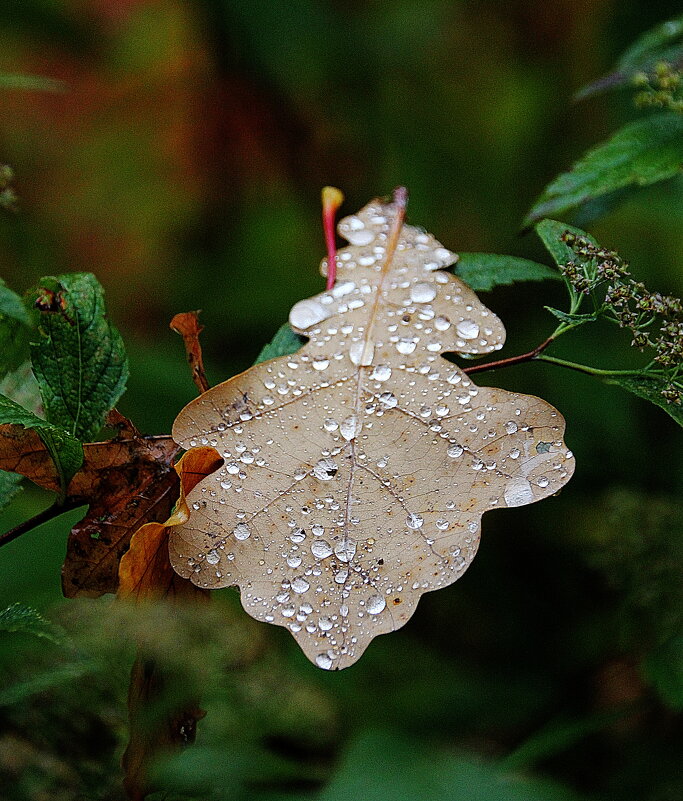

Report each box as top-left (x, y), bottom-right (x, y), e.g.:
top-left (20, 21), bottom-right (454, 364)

top-left (0, 1), bottom-right (682, 799)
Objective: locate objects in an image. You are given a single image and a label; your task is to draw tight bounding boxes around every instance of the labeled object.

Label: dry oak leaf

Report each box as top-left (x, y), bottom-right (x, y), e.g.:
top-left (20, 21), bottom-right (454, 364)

top-left (118, 446), bottom-right (222, 602)
top-left (169, 197), bottom-right (575, 670)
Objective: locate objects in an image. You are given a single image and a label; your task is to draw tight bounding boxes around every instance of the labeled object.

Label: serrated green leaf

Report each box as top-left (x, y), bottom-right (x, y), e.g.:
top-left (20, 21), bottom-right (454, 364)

top-left (0, 393), bottom-right (83, 489)
top-left (29, 273), bottom-right (129, 441)
top-left (255, 323), bottom-right (305, 364)
top-left (0, 278), bottom-right (32, 376)
top-left (454, 254), bottom-right (559, 292)
top-left (545, 307), bottom-right (599, 325)
top-left (0, 662), bottom-right (93, 708)
top-left (0, 72), bottom-right (66, 92)
top-left (605, 373), bottom-right (683, 427)
top-left (576, 15), bottom-right (683, 99)
top-left (0, 470), bottom-right (23, 513)
top-left (524, 113), bottom-right (683, 226)
top-left (642, 635), bottom-right (683, 709)
top-left (0, 603), bottom-right (66, 644)
top-left (535, 220), bottom-right (599, 268)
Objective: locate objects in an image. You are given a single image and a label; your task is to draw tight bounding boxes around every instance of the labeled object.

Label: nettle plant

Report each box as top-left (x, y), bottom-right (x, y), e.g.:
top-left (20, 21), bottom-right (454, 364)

top-left (0, 14), bottom-right (682, 798)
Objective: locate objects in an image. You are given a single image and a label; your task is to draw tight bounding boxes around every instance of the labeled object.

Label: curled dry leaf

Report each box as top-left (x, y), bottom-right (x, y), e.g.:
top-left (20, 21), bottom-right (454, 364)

top-left (169, 196), bottom-right (575, 670)
top-left (118, 446), bottom-right (223, 601)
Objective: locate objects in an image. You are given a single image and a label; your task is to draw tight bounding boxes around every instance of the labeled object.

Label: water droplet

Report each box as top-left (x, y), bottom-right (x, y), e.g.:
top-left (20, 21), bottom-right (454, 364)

top-left (436, 519), bottom-right (449, 531)
top-left (287, 554), bottom-right (303, 568)
top-left (340, 414), bottom-right (361, 441)
top-left (456, 319), bottom-right (480, 340)
top-left (367, 594), bottom-right (386, 614)
top-left (396, 338), bottom-right (417, 355)
top-left (406, 512), bottom-right (424, 529)
top-left (410, 282), bottom-right (437, 303)
top-left (378, 391), bottom-right (398, 408)
top-left (370, 364), bottom-right (392, 382)
top-left (290, 528), bottom-right (306, 544)
top-left (536, 476), bottom-right (550, 488)
top-left (323, 418), bottom-right (339, 432)
top-left (312, 357), bottom-right (330, 371)
top-left (509, 448), bottom-right (520, 459)
top-left (504, 477), bottom-right (534, 507)
top-left (447, 444), bottom-right (464, 458)
top-left (291, 577), bottom-right (310, 594)
top-left (311, 540), bottom-right (333, 559)
top-left (316, 652), bottom-right (333, 669)
top-left (505, 421), bottom-right (518, 434)
top-left (233, 523), bottom-right (251, 540)
top-left (319, 617), bottom-right (333, 631)
top-left (281, 605), bottom-right (296, 617)
top-left (206, 549), bottom-right (220, 565)
top-left (345, 227), bottom-right (375, 246)
top-left (434, 315), bottom-right (451, 331)
top-left (313, 458), bottom-right (338, 481)
top-left (349, 340), bottom-right (375, 366)
top-left (311, 524), bottom-right (325, 536)
top-left (334, 539), bottom-right (357, 562)
top-left (289, 299), bottom-right (328, 330)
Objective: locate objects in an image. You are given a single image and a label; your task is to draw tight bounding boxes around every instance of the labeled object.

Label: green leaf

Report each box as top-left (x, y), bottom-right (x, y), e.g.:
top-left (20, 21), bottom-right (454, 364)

top-left (0, 603), bottom-right (65, 644)
top-left (0, 663), bottom-right (93, 708)
top-left (535, 219), bottom-right (598, 266)
top-left (454, 254), bottom-right (559, 292)
top-left (29, 273), bottom-right (129, 441)
top-left (524, 112), bottom-right (683, 226)
top-left (317, 730), bottom-right (590, 801)
top-left (0, 393), bottom-right (83, 489)
top-left (605, 373), bottom-right (683, 428)
top-left (576, 15), bottom-right (683, 99)
top-left (0, 278), bottom-right (32, 376)
top-left (545, 307), bottom-right (599, 325)
top-left (0, 72), bottom-right (66, 92)
top-left (642, 635), bottom-right (683, 709)
top-left (0, 470), bottom-right (23, 513)
top-left (254, 323), bottom-right (305, 364)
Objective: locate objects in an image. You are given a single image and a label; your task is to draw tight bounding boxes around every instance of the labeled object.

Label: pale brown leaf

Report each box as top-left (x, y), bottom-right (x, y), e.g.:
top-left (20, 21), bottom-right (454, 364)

top-left (169, 197), bottom-right (575, 670)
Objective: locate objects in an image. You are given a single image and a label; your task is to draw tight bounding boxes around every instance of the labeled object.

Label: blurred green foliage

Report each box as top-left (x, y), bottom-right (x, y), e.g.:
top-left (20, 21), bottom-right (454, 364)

top-left (0, 1), bottom-right (682, 800)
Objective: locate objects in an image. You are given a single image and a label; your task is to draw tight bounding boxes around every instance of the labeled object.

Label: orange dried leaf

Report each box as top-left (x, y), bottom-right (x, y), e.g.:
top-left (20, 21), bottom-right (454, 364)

top-left (118, 447), bottom-right (222, 601)
top-left (169, 197), bottom-right (575, 670)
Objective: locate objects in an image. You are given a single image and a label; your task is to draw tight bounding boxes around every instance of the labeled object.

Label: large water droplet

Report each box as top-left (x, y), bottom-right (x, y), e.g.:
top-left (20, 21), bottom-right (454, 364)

top-left (316, 652), bottom-right (333, 669)
top-left (313, 458), bottom-right (338, 481)
top-left (396, 338), bottom-right (417, 355)
top-left (378, 392), bottom-right (398, 408)
top-left (456, 319), bottom-right (480, 340)
top-left (340, 414), bottom-right (361, 441)
top-left (334, 539), bottom-right (357, 562)
top-left (291, 577), bottom-right (310, 594)
top-left (504, 477), bottom-right (534, 507)
top-left (233, 523), bottom-right (251, 540)
top-left (447, 444), bottom-right (464, 458)
top-left (311, 540), bottom-right (333, 559)
top-left (370, 364), bottom-right (392, 382)
top-left (367, 594), bottom-right (386, 614)
top-left (349, 340), bottom-right (375, 366)
top-left (289, 299), bottom-right (328, 330)
top-left (505, 421), bottom-right (518, 434)
top-left (206, 549), bottom-right (220, 565)
top-left (406, 512), bottom-right (424, 529)
top-left (410, 282), bottom-right (437, 303)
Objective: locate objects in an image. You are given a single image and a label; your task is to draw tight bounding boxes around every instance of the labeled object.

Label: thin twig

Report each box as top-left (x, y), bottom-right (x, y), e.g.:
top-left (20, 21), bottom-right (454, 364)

top-left (462, 335), bottom-right (555, 375)
top-left (0, 500), bottom-right (77, 549)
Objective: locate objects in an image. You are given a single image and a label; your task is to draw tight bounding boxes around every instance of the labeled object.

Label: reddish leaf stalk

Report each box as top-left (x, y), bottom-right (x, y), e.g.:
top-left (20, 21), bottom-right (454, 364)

top-left (462, 335), bottom-right (555, 375)
top-left (322, 186), bottom-right (344, 290)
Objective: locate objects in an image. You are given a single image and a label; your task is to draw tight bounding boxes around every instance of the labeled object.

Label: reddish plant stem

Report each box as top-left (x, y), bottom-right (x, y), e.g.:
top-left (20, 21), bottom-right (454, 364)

top-left (322, 187), bottom-right (344, 290)
top-left (462, 335), bottom-right (555, 375)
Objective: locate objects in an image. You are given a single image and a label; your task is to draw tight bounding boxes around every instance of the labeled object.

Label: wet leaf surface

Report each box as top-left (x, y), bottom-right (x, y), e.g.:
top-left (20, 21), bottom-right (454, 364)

top-left (170, 197), bottom-right (575, 669)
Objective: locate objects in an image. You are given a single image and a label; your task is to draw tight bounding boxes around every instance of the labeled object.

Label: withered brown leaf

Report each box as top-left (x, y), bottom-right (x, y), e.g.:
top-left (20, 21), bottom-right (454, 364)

top-left (0, 411), bottom-right (180, 597)
top-left (169, 197), bottom-right (575, 670)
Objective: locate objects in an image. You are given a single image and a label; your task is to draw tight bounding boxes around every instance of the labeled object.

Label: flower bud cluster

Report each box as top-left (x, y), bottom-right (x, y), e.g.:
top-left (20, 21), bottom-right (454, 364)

top-left (633, 61), bottom-right (683, 113)
top-left (561, 231), bottom-right (683, 404)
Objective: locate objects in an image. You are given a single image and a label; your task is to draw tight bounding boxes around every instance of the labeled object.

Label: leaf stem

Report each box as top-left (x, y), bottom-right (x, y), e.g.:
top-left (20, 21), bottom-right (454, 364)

top-left (462, 335), bottom-right (555, 375)
top-left (0, 500), bottom-right (78, 549)
top-left (535, 354), bottom-right (647, 377)
top-left (322, 187), bottom-right (344, 291)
